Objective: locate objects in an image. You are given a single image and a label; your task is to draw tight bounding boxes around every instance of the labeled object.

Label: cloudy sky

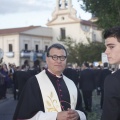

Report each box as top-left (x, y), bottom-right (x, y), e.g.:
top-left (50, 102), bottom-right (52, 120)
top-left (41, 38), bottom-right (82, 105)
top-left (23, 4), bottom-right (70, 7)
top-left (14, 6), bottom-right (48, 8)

top-left (0, 0), bottom-right (91, 29)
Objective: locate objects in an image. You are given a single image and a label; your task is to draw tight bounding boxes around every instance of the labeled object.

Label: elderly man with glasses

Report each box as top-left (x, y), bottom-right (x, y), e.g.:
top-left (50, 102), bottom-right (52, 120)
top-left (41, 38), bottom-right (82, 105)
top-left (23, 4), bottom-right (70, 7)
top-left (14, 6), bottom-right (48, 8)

top-left (13, 43), bottom-right (86, 120)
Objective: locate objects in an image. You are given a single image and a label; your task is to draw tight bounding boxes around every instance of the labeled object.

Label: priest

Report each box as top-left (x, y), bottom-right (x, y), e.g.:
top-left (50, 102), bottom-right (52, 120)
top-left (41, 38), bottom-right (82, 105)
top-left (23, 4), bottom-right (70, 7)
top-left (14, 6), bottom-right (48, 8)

top-left (13, 43), bottom-right (86, 120)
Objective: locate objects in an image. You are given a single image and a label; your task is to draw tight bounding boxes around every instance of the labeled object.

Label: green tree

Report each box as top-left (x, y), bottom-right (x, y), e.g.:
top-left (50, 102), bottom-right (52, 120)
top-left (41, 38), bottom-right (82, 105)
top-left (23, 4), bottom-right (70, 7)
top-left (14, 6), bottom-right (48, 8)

top-left (59, 37), bottom-right (105, 65)
top-left (78, 0), bottom-right (120, 29)
top-left (87, 41), bottom-right (105, 62)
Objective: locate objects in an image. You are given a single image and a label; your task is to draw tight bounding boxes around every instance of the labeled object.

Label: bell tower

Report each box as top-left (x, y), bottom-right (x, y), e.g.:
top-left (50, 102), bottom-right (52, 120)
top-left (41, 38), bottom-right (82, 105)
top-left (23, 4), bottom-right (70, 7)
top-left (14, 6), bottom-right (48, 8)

top-left (46, 0), bottom-right (81, 43)
top-left (47, 0), bottom-right (79, 25)
top-left (60, 0), bottom-right (67, 9)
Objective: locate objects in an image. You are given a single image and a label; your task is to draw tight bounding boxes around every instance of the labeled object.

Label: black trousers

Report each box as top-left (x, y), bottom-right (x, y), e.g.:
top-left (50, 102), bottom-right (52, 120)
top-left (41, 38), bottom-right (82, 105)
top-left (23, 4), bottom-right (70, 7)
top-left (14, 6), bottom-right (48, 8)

top-left (100, 89), bottom-right (104, 109)
top-left (82, 90), bottom-right (93, 111)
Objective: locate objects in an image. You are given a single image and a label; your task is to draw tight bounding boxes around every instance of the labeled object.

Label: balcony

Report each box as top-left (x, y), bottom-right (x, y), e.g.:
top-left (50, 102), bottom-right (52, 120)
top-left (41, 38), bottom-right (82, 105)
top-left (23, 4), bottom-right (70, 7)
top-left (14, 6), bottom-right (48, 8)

top-left (20, 50), bottom-right (31, 57)
top-left (20, 50), bottom-right (43, 58)
top-left (36, 51), bottom-right (43, 57)
top-left (6, 52), bottom-right (14, 57)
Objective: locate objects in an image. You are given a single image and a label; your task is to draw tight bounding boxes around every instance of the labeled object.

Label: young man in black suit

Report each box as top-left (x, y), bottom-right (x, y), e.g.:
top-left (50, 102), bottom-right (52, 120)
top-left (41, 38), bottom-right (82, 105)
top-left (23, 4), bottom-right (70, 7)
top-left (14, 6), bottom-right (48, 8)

top-left (101, 26), bottom-right (120, 120)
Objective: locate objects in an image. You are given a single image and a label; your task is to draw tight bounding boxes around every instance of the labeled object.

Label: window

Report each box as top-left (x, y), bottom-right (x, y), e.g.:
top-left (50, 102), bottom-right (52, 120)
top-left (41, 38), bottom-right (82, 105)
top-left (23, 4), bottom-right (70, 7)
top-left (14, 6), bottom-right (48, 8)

top-left (25, 44), bottom-right (28, 51)
top-left (35, 45), bottom-right (39, 52)
top-left (61, 17), bottom-right (65, 20)
top-left (81, 25), bottom-right (90, 32)
top-left (45, 45), bottom-right (48, 52)
top-left (60, 28), bottom-right (66, 39)
top-left (9, 44), bottom-right (13, 52)
top-left (93, 33), bottom-right (96, 41)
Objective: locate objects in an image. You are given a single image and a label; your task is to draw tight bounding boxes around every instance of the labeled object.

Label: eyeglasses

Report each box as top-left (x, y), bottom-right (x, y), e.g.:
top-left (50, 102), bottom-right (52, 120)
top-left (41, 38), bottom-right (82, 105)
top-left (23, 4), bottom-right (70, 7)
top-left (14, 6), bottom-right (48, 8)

top-left (48, 55), bottom-right (67, 61)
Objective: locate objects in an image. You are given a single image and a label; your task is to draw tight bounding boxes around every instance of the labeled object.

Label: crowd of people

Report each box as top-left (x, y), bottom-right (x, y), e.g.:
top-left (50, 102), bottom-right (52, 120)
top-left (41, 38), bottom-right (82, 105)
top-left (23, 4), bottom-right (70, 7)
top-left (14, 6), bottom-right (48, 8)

top-left (0, 56), bottom-right (112, 106)
top-left (0, 26), bottom-right (120, 120)
top-left (0, 59), bottom-right (41, 100)
top-left (0, 63), bottom-right (15, 99)
top-left (0, 58), bottom-right (115, 119)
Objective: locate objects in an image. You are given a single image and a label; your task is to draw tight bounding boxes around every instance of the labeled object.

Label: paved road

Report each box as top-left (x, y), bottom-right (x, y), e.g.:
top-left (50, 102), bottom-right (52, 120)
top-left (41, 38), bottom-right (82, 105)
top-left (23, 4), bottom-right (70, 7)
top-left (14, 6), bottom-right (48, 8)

top-left (0, 94), bottom-right (17, 120)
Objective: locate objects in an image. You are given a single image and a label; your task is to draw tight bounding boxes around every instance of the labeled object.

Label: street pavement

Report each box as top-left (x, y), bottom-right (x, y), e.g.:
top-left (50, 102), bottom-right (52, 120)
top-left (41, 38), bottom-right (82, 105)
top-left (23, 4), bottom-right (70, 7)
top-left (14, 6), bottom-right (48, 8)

top-left (0, 93), bottom-right (17, 120)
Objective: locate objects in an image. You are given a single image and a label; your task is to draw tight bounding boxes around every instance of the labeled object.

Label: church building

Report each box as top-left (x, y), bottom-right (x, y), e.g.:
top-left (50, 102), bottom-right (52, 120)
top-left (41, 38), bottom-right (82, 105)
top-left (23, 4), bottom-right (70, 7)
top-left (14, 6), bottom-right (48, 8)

top-left (0, 0), bottom-right (102, 67)
top-left (47, 0), bottom-right (102, 43)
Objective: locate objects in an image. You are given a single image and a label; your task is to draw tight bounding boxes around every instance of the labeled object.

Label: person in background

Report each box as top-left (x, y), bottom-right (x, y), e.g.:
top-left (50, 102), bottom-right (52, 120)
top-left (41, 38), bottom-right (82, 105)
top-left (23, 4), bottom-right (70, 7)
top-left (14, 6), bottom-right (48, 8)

top-left (101, 26), bottom-right (120, 120)
top-left (79, 62), bottom-right (95, 112)
top-left (93, 65), bottom-right (102, 96)
top-left (23, 60), bottom-right (30, 71)
top-left (32, 59), bottom-right (41, 73)
top-left (63, 64), bottom-right (79, 86)
top-left (13, 43), bottom-right (86, 120)
top-left (0, 65), bottom-right (5, 99)
top-left (98, 62), bottom-right (111, 109)
top-left (0, 63), bottom-right (11, 98)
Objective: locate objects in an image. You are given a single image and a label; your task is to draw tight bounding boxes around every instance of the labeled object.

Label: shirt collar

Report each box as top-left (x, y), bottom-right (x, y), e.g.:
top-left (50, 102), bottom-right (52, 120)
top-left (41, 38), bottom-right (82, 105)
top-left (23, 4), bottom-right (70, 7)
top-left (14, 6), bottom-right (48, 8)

top-left (47, 69), bottom-right (63, 78)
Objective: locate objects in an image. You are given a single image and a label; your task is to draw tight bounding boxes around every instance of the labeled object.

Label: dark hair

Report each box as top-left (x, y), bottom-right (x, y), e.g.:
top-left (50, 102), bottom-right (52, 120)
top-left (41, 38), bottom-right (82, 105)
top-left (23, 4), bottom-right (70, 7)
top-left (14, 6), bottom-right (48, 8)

top-left (103, 62), bottom-right (108, 68)
top-left (83, 62), bottom-right (89, 68)
top-left (104, 26), bottom-right (120, 42)
top-left (24, 60), bottom-right (29, 65)
top-left (46, 43), bottom-right (67, 56)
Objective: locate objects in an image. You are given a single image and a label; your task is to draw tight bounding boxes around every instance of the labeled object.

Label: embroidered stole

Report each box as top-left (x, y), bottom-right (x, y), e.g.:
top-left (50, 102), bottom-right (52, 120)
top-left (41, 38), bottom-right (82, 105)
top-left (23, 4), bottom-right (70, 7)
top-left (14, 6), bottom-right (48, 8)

top-left (36, 70), bottom-right (77, 112)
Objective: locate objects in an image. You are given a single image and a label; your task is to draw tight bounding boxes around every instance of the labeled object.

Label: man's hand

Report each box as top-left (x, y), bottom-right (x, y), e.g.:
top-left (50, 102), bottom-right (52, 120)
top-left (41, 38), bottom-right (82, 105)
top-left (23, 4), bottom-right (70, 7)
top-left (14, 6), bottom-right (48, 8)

top-left (57, 108), bottom-right (80, 120)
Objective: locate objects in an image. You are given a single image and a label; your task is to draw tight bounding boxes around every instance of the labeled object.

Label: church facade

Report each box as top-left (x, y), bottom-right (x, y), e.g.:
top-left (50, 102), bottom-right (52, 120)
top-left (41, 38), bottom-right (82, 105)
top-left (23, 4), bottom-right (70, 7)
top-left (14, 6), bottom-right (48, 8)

top-left (0, 0), bottom-right (103, 67)
top-left (47, 0), bottom-right (102, 43)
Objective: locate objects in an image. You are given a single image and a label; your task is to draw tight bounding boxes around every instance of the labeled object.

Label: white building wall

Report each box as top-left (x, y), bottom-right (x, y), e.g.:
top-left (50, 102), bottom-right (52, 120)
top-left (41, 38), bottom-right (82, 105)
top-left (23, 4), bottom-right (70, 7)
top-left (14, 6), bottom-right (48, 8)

top-left (50, 22), bottom-right (89, 44)
top-left (22, 27), bottom-right (52, 37)
top-left (19, 35), bottom-right (35, 51)
top-left (0, 37), bottom-right (4, 49)
top-left (0, 34), bottom-right (20, 66)
top-left (0, 28), bottom-right (53, 67)
top-left (47, 0), bottom-right (103, 44)
top-left (94, 30), bottom-right (103, 42)
top-left (19, 34), bottom-right (52, 66)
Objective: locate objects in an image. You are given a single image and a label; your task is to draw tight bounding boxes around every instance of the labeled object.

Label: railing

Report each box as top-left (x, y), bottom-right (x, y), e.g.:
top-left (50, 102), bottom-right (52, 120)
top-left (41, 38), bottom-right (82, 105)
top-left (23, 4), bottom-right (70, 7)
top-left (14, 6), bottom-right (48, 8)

top-left (6, 52), bottom-right (14, 57)
top-left (20, 50), bottom-right (43, 58)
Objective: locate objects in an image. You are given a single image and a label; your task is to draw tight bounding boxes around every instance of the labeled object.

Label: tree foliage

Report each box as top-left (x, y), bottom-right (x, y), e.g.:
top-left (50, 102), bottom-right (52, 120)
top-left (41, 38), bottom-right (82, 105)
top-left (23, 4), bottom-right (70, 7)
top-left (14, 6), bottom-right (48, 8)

top-left (78, 0), bottom-right (120, 29)
top-left (59, 37), bottom-right (105, 65)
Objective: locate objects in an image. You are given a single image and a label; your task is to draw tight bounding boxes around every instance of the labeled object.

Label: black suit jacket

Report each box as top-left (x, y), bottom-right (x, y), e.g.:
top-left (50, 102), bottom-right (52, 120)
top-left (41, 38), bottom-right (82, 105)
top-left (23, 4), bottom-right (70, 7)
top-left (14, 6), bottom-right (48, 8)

top-left (101, 69), bottom-right (120, 120)
top-left (63, 68), bottom-right (79, 86)
top-left (14, 70), bottom-right (38, 97)
top-left (98, 68), bottom-right (111, 90)
top-left (79, 68), bottom-right (95, 91)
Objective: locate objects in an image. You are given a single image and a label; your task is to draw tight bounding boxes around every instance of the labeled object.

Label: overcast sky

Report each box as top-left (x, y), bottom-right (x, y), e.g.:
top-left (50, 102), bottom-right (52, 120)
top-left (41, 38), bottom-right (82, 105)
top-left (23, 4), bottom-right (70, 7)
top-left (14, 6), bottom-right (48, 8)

top-left (0, 0), bottom-right (91, 29)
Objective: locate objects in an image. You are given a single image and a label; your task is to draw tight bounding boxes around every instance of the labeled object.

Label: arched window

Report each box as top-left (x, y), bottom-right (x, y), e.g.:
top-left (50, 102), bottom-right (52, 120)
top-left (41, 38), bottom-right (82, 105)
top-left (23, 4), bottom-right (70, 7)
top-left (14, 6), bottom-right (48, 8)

top-left (60, 28), bottom-right (66, 39)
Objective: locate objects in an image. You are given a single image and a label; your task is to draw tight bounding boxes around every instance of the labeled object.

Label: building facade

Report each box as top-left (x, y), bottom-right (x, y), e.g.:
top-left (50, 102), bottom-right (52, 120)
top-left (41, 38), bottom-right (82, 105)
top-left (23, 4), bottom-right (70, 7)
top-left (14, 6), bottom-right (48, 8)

top-left (0, 0), bottom-right (103, 67)
top-left (0, 26), bottom-right (52, 66)
top-left (47, 0), bottom-right (102, 43)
